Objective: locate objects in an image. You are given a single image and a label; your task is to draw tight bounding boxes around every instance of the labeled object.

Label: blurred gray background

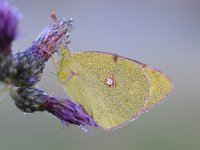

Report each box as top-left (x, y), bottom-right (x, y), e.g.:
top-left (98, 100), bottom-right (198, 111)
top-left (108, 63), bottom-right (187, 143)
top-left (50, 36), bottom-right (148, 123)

top-left (0, 0), bottom-right (200, 150)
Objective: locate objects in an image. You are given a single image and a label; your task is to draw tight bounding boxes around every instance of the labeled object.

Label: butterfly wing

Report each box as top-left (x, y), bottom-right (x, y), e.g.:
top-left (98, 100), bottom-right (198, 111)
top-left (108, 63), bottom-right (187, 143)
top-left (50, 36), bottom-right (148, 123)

top-left (142, 67), bottom-right (173, 110)
top-left (57, 51), bottom-right (151, 129)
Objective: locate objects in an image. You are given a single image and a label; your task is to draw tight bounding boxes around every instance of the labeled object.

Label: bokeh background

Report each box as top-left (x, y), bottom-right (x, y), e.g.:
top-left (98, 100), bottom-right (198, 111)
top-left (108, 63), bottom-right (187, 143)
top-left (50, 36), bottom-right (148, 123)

top-left (0, 0), bottom-right (200, 150)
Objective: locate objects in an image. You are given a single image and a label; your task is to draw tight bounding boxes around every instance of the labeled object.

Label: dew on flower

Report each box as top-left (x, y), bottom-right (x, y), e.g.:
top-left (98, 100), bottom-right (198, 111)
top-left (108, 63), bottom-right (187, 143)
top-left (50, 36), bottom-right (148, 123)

top-left (79, 125), bottom-right (92, 134)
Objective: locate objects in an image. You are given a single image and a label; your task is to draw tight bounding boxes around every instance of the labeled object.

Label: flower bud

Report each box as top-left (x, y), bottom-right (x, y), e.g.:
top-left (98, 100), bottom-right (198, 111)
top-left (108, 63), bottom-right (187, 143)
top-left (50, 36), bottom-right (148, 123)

top-left (10, 86), bottom-right (98, 128)
top-left (0, 1), bottom-right (19, 54)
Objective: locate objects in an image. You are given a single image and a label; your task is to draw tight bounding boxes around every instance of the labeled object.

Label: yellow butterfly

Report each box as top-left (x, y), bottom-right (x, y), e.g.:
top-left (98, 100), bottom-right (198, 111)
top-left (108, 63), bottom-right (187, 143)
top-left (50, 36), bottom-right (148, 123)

top-left (57, 47), bottom-right (172, 130)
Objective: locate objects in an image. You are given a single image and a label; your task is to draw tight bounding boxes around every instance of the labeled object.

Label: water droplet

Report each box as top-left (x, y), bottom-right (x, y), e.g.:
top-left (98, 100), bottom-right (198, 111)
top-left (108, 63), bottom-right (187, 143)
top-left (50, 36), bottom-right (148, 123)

top-left (79, 125), bottom-right (92, 134)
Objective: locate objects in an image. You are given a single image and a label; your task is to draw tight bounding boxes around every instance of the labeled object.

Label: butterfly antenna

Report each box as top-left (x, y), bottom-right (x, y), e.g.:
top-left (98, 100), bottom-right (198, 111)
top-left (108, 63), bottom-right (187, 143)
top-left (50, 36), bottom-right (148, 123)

top-left (49, 11), bottom-right (62, 67)
top-left (50, 12), bottom-right (73, 68)
top-left (50, 12), bottom-right (66, 48)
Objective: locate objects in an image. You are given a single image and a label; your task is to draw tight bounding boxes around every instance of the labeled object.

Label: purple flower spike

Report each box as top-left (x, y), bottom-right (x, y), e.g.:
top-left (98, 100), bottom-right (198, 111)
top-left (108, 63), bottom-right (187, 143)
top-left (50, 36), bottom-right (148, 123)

top-left (10, 87), bottom-right (98, 128)
top-left (32, 17), bottom-right (73, 60)
top-left (44, 97), bottom-right (98, 127)
top-left (0, 17), bottom-right (73, 86)
top-left (0, 0), bottom-right (19, 54)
